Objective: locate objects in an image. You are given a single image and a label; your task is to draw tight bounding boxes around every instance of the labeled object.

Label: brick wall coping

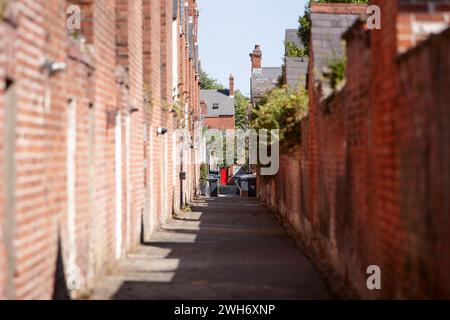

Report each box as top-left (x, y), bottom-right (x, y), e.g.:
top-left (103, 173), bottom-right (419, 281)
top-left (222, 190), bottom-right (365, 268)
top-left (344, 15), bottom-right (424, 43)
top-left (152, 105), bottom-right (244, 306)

top-left (399, 3), bottom-right (450, 12)
top-left (396, 26), bottom-right (450, 62)
top-left (311, 3), bottom-right (367, 15)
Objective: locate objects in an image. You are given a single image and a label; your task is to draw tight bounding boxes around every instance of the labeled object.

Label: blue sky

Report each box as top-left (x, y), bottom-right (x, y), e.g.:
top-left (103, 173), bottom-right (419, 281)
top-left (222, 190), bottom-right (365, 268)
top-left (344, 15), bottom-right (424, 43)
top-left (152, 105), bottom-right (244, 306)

top-left (198, 0), bottom-right (307, 96)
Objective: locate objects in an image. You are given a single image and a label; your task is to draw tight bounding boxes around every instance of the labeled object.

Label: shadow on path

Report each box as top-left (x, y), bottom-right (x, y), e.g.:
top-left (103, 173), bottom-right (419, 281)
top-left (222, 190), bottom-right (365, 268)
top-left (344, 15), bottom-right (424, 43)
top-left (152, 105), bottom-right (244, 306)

top-left (92, 186), bottom-right (331, 300)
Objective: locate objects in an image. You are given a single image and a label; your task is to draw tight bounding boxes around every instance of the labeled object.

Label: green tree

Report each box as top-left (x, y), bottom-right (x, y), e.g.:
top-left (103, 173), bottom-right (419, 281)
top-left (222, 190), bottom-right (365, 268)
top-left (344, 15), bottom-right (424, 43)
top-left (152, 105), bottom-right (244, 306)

top-left (284, 40), bottom-right (307, 58)
top-left (297, 4), bottom-right (312, 57)
top-left (297, 0), bottom-right (368, 57)
top-left (251, 85), bottom-right (309, 147)
top-left (199, 70), bottom-right (225, 90)
top-left (234, 90), bottom-right (250, 130)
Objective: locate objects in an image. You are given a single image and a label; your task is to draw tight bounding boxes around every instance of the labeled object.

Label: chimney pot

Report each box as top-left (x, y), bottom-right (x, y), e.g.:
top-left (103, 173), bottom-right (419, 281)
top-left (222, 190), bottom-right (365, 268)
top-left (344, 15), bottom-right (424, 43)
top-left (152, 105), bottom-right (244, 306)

top-left (229, 74), bottom-right (235, 97)
top-left (250, 44), bottom-right (262, 71)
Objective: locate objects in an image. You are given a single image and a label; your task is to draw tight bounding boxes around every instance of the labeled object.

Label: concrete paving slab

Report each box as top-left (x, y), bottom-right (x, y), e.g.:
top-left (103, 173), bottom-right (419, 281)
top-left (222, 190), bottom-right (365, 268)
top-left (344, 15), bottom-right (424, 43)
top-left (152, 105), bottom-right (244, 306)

top-left (91, 189), bottom-right (331, 300)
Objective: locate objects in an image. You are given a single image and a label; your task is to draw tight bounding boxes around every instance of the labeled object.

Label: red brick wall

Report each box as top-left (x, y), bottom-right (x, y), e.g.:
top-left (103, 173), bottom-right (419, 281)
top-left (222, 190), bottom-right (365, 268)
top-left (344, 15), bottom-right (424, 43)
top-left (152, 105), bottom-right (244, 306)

top-left (258, 2), bottom-right (450, 299)
top-left (0, 0), bottom-right (202, 299)
top-left (0, 22), bottom-right (5, 300)
top-left (396, 28), bottom-right (450, 298)
top-left (160, 0), bottom-right (176, 221)
top-left (64, 49), bottom-right (96, 294)
top-left (143, 0), bottom-right (164, 231)
top-left (8, 0), bottom-right (66, 299)
top-left (397, 0), bottom-right (450, 52)
top-left (88, 0), bottom-right (118, 287)
top-left (367, 0), bottom-right (401, 298)
top-left (126, 0), bottom-right (144, 253)
top-left (142, 0), bottom-right (158, 235)
top-left (204, 116), bottom-right (235, 131)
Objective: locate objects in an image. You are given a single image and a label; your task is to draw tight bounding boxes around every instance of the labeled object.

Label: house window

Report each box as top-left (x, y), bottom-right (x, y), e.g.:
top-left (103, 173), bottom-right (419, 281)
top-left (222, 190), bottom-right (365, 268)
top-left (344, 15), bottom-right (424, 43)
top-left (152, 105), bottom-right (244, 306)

top-left (213, 103), bottom-right (219, 109)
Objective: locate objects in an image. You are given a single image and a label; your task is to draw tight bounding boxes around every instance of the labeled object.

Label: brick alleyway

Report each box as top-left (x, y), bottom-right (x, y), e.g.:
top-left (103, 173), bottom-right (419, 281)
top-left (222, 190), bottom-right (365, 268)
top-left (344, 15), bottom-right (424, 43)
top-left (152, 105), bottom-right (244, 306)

top-left (91, 187), bottom-right (331, 300)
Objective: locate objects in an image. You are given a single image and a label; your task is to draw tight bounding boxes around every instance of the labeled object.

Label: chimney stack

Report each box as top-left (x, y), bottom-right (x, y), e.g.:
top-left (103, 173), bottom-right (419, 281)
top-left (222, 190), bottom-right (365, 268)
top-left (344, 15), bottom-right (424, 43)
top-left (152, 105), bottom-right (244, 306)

top-left (250, 44), bottom-right (262, 71)
top-left (229, 74), bottom-right (235, 97)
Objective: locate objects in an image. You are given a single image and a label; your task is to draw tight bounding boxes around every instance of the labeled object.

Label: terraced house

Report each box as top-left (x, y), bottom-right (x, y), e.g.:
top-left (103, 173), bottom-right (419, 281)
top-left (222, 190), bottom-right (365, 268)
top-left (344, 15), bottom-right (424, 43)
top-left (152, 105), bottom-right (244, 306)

top-left (0, 0), bottom-right (202, 299)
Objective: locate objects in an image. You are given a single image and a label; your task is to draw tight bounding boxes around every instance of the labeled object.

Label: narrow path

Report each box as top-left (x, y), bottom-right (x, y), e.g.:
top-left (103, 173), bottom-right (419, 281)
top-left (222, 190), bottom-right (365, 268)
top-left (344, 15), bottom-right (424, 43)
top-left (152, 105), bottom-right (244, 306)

top-left (92, 186), bottom-right (331, 299)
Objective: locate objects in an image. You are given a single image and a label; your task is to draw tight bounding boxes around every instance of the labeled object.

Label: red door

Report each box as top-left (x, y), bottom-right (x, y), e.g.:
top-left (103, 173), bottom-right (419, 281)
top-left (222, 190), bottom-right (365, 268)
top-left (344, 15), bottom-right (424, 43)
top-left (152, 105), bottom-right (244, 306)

top-left (220, 168), bottom-right (228, 185)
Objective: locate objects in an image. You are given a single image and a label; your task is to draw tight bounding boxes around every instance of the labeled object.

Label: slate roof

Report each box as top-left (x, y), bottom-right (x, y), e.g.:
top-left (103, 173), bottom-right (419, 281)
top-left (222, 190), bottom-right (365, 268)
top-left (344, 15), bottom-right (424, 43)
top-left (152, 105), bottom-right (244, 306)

top-left (285, 29), bottom-right (302, 48)
top-left (310, 10), bottom-right (363, 84)
top-left (250, 67), bottom-right (282, 99)
top-left (284, 29), bottom-right (308, 89)
top-left (200, 90), bottom-right (235, 117)
top-left (286, 56), bottom-right (309, 89)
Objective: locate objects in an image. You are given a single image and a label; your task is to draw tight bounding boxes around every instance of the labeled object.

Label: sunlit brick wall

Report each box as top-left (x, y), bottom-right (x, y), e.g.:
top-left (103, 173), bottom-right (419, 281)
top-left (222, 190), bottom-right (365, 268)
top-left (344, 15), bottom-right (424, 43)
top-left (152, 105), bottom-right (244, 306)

top-left (0, 0), bottom-right (201, 299)
top-left (204, 116), bottom-right (235, 131)
top-left (9, 0), bottom-right (65, 299)
top-left (397, 0), bottom-right (450, 52)
top-left (126, 0), bottom-right (145, 252)
top-left (0, 26), bottom-right (5, 300)
top-left (89, 0), bottom-right (118, 285)
top-left (258, 1), bottom-right (450, 299)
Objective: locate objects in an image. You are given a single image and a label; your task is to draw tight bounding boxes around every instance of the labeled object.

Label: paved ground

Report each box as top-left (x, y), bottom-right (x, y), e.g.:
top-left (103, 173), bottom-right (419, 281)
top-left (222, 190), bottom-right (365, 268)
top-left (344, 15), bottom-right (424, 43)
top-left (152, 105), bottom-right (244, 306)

top-left (91, 186), bottom-right (331, 300)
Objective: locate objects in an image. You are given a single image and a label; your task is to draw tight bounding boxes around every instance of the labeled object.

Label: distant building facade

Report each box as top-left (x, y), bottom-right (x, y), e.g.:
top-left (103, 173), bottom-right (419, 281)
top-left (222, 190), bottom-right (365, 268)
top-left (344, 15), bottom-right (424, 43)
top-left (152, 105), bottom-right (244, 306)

top-left (0, 0), bottom-right (202, 299)
top-left (249, 45), bottom-right (282, 107)
top-left (249, 31), bottom-right (308, 109)
top-left (201, 75), bottom-right (235, 131)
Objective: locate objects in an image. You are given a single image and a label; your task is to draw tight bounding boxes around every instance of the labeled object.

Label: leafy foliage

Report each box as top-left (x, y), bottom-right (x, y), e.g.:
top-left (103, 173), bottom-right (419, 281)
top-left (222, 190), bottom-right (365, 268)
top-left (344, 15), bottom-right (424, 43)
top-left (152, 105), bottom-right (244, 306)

top-left (277, 66), bottom-right (286, 88)
top-left (200, 163), bottom-right (208, 185)
top-left (297, 6), bottom-right (311, 57)
top-left (234, 90), bottom-right (250, 130)
top-left (251, 85), bottom-right (309, 147)
top-left (284, 40), bottom-right (306, 58)
top-left (199, 70), bottom-right (225, 90)
top-left (326, 57), bottom-right (347, 89)
top-left (161, 93), bottom-right (186, 128)
top-left (297, 0), bottom-right (368, 57)
top-left (171, 100), bottom-right (183, 118)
